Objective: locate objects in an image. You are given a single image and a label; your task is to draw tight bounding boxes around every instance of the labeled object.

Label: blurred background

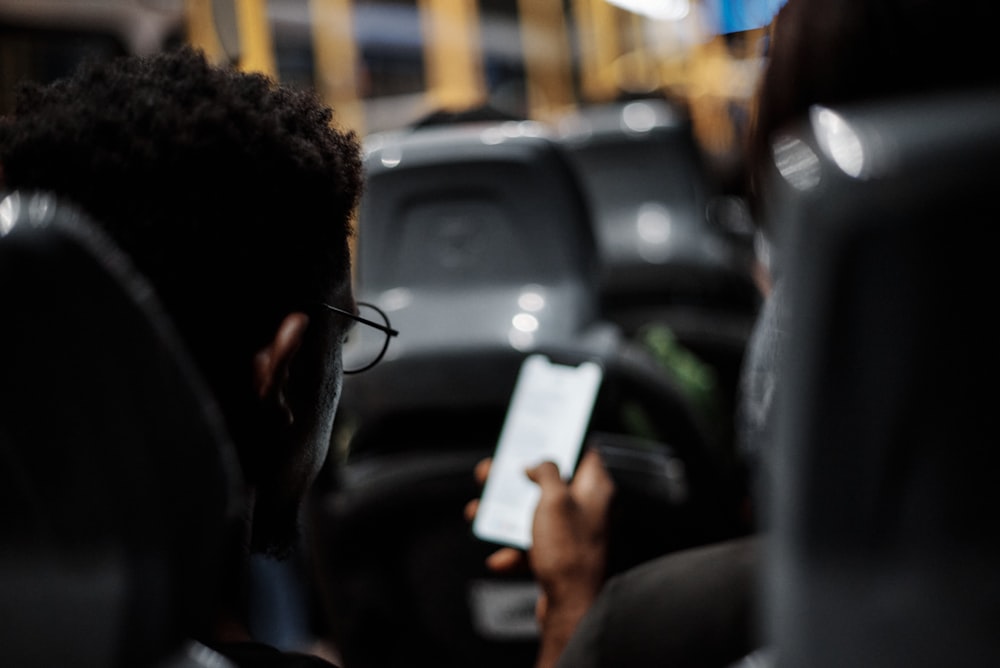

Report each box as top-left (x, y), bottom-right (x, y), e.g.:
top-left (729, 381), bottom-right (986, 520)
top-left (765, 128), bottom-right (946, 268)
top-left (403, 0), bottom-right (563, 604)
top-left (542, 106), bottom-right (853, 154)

top-left (0, 0), bottom-right (776, 188)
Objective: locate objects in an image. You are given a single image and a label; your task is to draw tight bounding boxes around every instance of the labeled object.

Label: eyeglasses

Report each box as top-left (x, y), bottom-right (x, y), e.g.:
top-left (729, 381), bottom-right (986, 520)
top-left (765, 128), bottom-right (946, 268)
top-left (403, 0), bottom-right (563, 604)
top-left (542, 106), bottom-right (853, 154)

top-left (319, 301), bottom-right (399, 374)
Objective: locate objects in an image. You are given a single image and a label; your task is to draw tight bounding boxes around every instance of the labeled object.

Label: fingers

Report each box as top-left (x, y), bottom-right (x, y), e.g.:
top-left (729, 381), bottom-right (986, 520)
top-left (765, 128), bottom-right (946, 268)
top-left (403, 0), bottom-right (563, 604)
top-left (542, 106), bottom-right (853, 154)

top-left (486, 546), bottom-right (526, 572)
top-left (473, 457), bottom-right (492, 486)
top-left (535, 591), bottom-right (549, 627)
top-left (463, 498), bottom-right (479, 523)
top-left (525, 460), bottom-right (563, 486)
top-left (576, 447), bottom-right (605, 479)
top-left (469, 457), bottom-right (527, 573)
top-left (573, 449), bottom-right (615, 513)
top-left (468, 458), bottom-right (491, 522)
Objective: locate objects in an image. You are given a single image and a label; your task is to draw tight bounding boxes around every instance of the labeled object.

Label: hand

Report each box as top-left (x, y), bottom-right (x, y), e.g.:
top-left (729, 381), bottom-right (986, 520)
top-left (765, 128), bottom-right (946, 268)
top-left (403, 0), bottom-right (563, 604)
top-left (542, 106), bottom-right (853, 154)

top-left (465, 448), bottom-right (615, 667)
top-left (463, 457), bottom-right (528, 572)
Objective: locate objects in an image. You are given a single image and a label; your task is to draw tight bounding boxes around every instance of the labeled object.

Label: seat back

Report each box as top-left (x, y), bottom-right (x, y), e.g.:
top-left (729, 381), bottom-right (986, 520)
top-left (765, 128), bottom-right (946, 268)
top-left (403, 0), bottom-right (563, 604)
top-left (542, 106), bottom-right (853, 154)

top-left (764, 91), bottom-right (1000, 666)
top-left (556, 98), bottom-right (761, 415)
top-left (338, 119), bottom-right (608, 461)
top-left (0, 192), bottom-right (242, 667)
top-left (340, 116), bottom-right (736, 458)
top-left (556, 98), bottom-right (757, 314)
top-left (351, 120), bottom-right (599, 364)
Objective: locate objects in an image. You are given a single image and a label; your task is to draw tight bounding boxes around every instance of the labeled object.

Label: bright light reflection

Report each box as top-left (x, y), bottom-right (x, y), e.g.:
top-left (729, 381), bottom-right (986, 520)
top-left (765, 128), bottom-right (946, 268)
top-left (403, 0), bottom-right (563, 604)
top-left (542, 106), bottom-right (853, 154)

top-left (363, 133), bottom-right (385, 159)
top-left (812, 106), bottom-right (866, 178)
top-left (380, 145), bottom-right (402, 168)
top-left (636, 203), bottom-right (672, 262)
top-left (499, 121), bottom-right (545, 138)
top-left (512, 312), bottom-right (540, 333)
top-left (481, 127), bottom-right (505, 145)
top-left (508, 329), bottom-right (535, 351)
top-left (622, 102), bottom-right (658, 134)
top-left (502, 122), bottom-right (523, 138)
top-left (483, 121), bottom-right (546, 145)
top-left (25, 195), bottom-right (51, 225)
top-left (518, 290), bottom-right (545, 312)
top-left (558, 115), bottom-right (593, 143)
top-left (606, 0), bottom-right (689, 21)
top-left (379, 287), bottom-right (413, 311)
top-left (0, 196), bottom-right (15, 236)
top-left (772, 135), bottom-right (821, 191)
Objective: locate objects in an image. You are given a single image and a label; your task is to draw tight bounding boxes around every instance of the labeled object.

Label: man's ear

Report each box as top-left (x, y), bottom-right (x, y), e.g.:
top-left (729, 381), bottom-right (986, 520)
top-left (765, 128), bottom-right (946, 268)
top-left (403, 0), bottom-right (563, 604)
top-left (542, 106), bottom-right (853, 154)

top-left (253, 312), bottom-right (310, 424)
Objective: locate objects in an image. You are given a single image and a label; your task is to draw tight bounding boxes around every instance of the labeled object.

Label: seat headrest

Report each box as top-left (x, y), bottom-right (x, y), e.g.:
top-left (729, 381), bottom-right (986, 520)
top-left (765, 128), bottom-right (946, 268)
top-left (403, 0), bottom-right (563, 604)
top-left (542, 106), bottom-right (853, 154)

top-left (0, 191), bottom-right (244, 667)
top-left (765, 91), bottom-right (1000, 667)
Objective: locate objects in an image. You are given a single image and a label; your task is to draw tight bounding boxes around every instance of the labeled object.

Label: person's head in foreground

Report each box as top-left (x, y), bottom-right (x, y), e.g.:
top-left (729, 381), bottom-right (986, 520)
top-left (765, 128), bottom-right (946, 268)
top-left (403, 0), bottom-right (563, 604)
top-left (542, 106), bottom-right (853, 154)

top-left (0, 46), bottom-right (363, 564)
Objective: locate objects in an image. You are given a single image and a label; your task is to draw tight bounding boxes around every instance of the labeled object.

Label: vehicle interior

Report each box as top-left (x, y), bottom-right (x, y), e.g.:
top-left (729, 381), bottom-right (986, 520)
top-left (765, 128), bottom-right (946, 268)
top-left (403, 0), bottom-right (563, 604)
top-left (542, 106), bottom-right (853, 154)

top-left (2, 1), bottom-right (997, 667)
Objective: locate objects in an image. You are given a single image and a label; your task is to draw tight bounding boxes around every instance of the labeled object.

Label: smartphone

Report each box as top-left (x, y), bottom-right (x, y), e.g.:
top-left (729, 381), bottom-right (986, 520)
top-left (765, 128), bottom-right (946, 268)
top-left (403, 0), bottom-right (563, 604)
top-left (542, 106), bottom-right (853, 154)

top-left (472, 354), bottom-right (604, 550)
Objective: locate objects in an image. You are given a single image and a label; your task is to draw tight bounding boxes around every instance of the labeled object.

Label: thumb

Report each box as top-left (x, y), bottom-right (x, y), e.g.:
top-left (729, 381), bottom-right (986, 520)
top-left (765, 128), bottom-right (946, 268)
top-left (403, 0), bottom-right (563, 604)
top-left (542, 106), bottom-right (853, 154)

top-left (525, 460), bottom-right (562, 487)
top-left (485, 547), bottom-right (525, 573)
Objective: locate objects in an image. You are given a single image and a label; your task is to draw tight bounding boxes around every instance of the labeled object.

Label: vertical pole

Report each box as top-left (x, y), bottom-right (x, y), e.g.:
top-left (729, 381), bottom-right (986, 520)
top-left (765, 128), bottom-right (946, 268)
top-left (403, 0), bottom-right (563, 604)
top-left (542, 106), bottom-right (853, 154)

top-left (517, 0), bottom-right (575, 121)
top-left (310, 0), bottom-right (366, 135)
top-left (185, 0), bottom-right (226, 64)
top-left (234, 0), bottom-right (277, 77)
top-left (418, 0), bottom-right (486, 113)
top-left (572, 0), bottom-right (621, 103)
top-left (623, 10), bottom-right (657, 93)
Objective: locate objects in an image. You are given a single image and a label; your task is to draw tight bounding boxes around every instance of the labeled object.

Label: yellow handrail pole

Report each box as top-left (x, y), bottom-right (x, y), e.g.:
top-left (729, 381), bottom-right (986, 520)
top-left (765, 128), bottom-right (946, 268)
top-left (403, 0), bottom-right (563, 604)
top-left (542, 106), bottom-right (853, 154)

top-left (687, 35), bottom-right (737, 157)
top-left (417, 0), bottom-right (486, 113)
top-left (622, 9), bottom-right (657, 93)
top-left (517, 0), bottom-right (576, 122)
top-left (310, 0), bottom-right (364, 269)
top-left (184, 0), bottom-right (226, 64)
top-left (310, 0), bottom-right (366, 135)
top-left (234, 0), bottom-right (277, 77)
top-left (572, 0), bottom-right (621, 103)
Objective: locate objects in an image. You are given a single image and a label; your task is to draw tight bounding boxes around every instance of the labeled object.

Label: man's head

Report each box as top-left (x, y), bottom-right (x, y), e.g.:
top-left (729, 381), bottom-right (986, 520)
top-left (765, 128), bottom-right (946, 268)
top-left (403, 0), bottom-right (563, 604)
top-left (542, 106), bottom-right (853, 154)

top-left (0, 46), bottom-right (364, 555)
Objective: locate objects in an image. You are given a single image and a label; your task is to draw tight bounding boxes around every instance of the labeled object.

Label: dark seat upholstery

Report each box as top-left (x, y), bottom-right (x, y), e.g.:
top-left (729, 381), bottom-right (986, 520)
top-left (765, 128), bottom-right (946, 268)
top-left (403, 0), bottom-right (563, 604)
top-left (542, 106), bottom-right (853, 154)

top-left (337, 118), bottom-right (730, 465)
top-left (0, 192), bottom-right (243, 667)
top-left (555, 97), bottom-right (762, 428)
top-left (333, 119), bottom-right (611, 471)
top-left (349, 119), bottom-right (600, 363)
top-left (764, 91), bottom-right (1000, 667)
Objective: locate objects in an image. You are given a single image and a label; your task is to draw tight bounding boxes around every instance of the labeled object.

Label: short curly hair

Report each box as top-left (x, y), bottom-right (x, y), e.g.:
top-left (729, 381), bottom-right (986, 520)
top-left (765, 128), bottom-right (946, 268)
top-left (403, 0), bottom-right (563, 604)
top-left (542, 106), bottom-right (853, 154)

top-left (0, 45), bottom-right (363, 424)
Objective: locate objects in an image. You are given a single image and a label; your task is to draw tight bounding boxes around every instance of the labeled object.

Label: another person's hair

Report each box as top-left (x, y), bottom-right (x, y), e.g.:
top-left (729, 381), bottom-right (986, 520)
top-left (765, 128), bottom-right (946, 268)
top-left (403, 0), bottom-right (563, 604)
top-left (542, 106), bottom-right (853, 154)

top-left (745, 0), bottom-right (1000, 217)
top-left (0, 45), bottom-right (363, 480)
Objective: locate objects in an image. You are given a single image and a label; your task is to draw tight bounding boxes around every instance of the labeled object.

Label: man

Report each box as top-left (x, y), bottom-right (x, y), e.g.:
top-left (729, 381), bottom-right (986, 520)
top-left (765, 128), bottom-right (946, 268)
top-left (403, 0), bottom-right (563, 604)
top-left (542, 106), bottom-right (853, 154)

top-left (0, 46), bottom-right (363, 665)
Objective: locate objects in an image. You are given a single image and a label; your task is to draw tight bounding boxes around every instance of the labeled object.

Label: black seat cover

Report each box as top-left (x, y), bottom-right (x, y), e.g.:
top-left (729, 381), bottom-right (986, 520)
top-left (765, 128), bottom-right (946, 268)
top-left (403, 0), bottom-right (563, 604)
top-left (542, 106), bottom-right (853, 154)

top-left (765, 91), bottom-right (1000, 667)
top-left (0, 192), bottom-right (243, 667)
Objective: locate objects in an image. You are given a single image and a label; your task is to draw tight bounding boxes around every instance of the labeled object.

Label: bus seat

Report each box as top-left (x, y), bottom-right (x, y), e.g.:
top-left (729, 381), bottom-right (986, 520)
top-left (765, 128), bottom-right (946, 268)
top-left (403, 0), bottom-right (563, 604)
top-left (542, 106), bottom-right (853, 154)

top-left (334, 117), bottom-right (737, 486)
top-left (555, 97), bottom-right (762, 419)
top-left (350, 119), bottom-right (600, 364)
top-left (338, 116), bottom-right (733, 461)
top-left (0, 192), bottom-right (242, 668)
top-left (335, 118), bottom-right (610, 462)
top-left (765, 91), bottom-right (1000, 667)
